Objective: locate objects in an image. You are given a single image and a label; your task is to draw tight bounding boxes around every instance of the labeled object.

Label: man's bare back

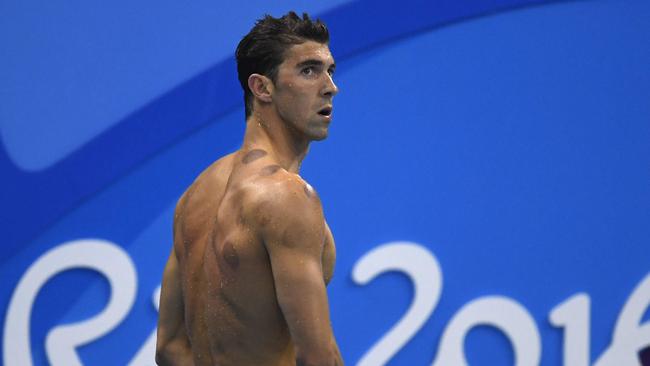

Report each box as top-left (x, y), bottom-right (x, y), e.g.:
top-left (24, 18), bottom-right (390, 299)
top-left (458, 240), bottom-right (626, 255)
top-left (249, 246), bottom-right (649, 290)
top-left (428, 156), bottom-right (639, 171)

top-left (156, 12), bottom-right (341, 365)
top-left (158, 148), bottom-right (337, 365)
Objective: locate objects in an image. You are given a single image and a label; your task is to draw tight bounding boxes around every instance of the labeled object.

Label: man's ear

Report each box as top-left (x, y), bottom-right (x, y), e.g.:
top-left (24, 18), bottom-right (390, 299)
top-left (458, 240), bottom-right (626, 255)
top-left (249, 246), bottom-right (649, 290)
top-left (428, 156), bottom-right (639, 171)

top-left (248, 73), bottom-right (273, 103)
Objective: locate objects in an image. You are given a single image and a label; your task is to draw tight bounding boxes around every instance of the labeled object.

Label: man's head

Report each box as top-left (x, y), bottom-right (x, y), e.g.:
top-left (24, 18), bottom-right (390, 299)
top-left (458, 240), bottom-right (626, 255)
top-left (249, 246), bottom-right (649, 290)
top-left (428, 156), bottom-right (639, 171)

top-left (236, 12), bottom-right (331, 119)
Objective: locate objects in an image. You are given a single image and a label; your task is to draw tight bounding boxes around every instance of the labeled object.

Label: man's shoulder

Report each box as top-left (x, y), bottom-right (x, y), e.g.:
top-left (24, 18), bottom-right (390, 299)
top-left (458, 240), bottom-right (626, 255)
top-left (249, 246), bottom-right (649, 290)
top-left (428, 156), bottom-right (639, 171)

top-left (241, 167), bottom-right (322, 225)
top-left (243, 167), bottom-right (320, 207)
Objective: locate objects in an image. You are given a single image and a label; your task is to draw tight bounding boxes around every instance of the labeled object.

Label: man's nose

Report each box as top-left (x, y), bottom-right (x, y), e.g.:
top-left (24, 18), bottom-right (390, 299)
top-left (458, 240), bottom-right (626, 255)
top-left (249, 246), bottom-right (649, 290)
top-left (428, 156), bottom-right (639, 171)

top-left (322, 74), bottom-right (339, 97)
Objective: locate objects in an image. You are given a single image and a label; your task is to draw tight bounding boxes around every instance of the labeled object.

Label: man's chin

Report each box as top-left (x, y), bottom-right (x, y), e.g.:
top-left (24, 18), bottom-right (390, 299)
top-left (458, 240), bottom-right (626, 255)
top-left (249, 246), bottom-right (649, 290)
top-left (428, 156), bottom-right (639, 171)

top-left (310, 129), bottom-right (329, 141)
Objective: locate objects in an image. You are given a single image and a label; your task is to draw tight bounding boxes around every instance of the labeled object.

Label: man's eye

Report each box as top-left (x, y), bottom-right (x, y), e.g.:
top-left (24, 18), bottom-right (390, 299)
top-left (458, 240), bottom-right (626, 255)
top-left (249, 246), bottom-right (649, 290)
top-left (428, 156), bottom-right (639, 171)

top-left (327, 69), bottom-right (335, 76)
top-left (301, 67), bottom-right (314, 75)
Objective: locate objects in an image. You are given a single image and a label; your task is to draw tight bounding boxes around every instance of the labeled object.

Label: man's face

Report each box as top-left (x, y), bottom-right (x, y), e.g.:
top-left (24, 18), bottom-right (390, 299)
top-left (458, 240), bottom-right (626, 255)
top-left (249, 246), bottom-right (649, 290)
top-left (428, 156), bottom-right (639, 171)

top-left (272, 41), bottom-right (338, 141)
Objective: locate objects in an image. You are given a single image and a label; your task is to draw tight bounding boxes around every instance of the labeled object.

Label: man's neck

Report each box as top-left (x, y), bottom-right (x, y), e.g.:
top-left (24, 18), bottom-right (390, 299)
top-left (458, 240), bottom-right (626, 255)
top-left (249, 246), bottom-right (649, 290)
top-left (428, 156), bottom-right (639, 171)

top-left (241, 108), bottom-right (310, 174)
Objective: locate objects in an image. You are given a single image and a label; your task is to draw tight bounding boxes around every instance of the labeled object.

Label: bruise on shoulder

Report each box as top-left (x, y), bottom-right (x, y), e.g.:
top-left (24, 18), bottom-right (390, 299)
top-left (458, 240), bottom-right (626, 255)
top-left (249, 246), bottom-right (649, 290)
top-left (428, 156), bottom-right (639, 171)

top-left (241, 149), bottom-right (267, 164)
top-left (222, 240), bottom-right (240, 270)
top-left (259, 164), bottom-right (281, 176)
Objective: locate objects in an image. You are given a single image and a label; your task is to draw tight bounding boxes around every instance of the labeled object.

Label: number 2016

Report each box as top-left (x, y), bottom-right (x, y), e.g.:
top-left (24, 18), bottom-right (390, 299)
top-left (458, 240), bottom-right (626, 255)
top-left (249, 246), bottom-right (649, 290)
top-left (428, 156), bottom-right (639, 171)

top-left (354, 242), bottom-right (650, 366)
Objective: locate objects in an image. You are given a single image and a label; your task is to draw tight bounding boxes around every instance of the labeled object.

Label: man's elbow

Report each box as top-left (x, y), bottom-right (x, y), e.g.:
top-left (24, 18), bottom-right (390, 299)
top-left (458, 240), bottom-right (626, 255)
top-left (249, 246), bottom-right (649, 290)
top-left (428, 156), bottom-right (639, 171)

top-left (296, 347), bottom-right (343, 366)
top-left (155, 344), bottom-right (172, 366)
top-left (155, 348), bottom-right (169, 366)
top-left (155, 340), bottom-right (191, 366)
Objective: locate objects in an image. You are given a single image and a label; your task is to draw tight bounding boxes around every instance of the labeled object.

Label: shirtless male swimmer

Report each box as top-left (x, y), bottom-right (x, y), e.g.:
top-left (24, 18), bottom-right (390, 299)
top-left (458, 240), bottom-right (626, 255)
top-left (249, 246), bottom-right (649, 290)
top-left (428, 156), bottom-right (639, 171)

top-left (155, 12), bottom-right (343, 366)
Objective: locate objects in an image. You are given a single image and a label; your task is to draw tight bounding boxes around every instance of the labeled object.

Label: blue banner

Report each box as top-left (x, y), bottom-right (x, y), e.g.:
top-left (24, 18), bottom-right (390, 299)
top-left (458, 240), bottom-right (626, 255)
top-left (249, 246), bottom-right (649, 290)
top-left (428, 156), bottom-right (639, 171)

top-left (2, 0), bottom-right (649, 364)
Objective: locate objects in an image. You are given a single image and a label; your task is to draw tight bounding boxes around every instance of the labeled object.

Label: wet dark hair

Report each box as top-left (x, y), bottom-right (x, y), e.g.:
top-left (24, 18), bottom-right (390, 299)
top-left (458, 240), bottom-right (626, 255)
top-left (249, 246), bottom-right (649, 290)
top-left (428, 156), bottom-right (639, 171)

top-left (236, 11), bottom-right (329, 119)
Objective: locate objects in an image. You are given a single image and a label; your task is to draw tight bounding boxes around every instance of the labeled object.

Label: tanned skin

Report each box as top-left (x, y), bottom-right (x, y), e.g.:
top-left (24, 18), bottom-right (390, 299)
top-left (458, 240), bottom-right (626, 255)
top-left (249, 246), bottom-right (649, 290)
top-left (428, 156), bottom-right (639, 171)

top-left (156, 40), bottom-right (342, 366)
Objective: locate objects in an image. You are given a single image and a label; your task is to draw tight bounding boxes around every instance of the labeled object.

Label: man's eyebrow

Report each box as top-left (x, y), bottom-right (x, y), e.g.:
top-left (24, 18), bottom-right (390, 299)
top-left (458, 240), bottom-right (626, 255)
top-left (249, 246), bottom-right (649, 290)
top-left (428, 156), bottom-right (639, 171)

top-left (295, 59), bottom-right (336, 69)
top-left (295, 59), bottom-right (324, 68)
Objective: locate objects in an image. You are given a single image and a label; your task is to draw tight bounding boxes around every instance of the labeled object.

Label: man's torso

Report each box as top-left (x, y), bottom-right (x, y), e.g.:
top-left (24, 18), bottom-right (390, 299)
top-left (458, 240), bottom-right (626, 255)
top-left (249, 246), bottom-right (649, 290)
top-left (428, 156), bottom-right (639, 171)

top-left (172, 149), bottom-right (336, 365)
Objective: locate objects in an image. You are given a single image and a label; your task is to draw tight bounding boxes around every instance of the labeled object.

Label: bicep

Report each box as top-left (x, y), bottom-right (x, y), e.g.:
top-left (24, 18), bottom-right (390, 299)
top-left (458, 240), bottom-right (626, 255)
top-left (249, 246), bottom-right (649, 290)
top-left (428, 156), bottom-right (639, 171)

top-left (268, 240), bottom-right (331, 343)
top-left (260, 192), bottom-right (336, 357)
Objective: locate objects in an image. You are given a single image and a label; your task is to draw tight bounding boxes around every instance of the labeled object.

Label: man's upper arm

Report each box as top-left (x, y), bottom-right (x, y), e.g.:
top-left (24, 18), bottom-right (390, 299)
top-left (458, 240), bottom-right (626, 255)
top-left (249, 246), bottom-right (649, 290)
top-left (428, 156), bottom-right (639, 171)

top-left (252, 179), bottom-right (341, 365)
top-left (156, 221), bottom-right (193, 366)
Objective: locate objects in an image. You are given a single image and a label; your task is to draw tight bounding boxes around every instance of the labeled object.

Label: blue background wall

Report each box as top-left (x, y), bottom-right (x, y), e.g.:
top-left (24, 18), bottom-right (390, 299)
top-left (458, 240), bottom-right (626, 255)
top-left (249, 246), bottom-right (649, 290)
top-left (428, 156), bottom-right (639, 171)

top-left (2, 0), bottom-right (649, 365)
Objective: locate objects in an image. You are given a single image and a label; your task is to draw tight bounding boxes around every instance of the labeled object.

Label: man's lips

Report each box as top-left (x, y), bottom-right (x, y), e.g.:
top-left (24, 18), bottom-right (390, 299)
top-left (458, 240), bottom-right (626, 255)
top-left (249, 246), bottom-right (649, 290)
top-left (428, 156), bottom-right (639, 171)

top-left (317, 106), bottom-right (333, 116)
